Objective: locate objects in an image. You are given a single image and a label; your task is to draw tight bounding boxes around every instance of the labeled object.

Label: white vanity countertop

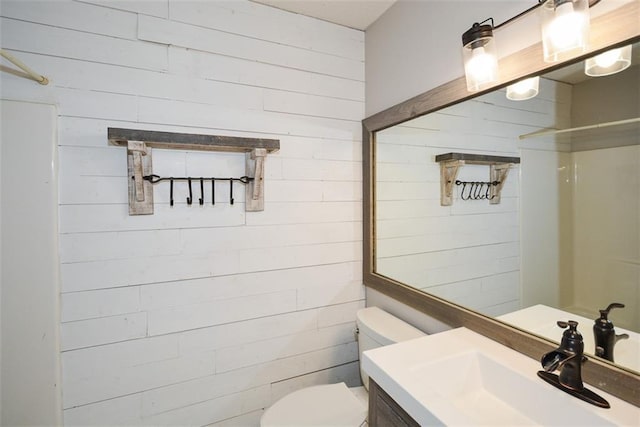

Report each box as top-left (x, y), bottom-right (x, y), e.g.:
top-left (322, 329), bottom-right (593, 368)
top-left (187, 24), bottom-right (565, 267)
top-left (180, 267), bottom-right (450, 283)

top-left (362, 327), bottom-right (640, 426)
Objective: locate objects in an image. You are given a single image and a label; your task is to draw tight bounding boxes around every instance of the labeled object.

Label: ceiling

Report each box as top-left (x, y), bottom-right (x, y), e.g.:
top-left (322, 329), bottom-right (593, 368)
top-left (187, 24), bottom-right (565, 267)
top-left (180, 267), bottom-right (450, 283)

top-left (250, 0), bottom-right (397, 30)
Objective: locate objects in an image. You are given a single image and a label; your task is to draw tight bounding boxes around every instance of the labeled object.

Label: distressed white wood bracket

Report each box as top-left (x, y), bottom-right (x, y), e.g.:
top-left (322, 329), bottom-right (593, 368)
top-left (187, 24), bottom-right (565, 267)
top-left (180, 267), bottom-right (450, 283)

top-left (127, 141), bottom-right (153, 215)
top-left (245, 148), bottom-right (267, 212)
top-left (109, 128), bottom-right (280, 215)
top-left (435, 152), bottom-right (520, 206)
top-left (439, 160), bottom-right (464, 206)
top-left (489, 163), bottom-right (512, 205)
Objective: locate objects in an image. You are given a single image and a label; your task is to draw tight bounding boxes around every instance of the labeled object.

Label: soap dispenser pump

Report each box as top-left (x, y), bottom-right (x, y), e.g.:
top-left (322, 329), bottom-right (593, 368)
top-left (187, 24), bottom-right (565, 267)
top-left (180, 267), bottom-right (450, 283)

top-left (593, 303), bottom-right (629, 362)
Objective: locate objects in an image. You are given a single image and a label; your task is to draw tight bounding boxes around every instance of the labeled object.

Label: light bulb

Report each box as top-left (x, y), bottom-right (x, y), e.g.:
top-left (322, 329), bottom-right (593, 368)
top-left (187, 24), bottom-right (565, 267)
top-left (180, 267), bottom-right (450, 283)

top-left (548, 3), bottom-right (584, 50)
top-left (540, 0), bottom-right (590, 63)
top-left (594, 48), bottom-right (622, 68)
top-left (511, 80), bottom-right (533, 95)
top-left (466, 47), bottom-right (497, 84)
top-left (506, 76), bottom-right (540, 101)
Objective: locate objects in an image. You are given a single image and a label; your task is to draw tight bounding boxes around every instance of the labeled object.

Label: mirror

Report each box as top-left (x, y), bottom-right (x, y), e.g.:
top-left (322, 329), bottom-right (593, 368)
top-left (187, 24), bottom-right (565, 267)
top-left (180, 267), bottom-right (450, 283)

top-left (363, 3), bottom-right (639, 405)
top-left (374, 42), bottom-right (639, 374)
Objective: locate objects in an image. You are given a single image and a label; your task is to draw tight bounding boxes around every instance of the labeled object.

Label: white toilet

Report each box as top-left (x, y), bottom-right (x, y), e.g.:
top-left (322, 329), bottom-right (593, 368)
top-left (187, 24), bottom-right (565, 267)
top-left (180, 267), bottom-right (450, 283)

top-left (260, 306), bottom-right (426, 426)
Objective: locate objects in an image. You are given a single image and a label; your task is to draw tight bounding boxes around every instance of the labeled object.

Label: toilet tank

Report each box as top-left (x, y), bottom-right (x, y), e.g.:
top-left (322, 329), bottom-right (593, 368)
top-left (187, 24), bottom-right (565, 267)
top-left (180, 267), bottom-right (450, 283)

top-left (356, 307), bottom-right (425, 390)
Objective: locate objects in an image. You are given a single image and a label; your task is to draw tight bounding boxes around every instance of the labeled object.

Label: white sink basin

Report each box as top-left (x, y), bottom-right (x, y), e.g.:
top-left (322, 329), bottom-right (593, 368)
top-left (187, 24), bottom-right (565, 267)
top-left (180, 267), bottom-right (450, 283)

top-left (362, 327), bottom-right (639, 426)
top-left (407, 351), bottom-right (613, 426)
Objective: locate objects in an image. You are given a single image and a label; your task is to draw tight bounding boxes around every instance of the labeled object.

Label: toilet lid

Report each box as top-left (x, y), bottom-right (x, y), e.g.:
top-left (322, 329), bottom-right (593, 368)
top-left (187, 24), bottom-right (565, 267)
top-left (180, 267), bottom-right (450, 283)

top-left (261, 383), bottom-right (367, 427)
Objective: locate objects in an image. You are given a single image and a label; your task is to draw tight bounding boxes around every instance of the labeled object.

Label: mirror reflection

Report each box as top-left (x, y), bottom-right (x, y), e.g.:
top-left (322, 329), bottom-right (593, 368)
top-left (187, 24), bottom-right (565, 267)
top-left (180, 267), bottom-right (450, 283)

top-left (374, 42), bottom-right (639, 373)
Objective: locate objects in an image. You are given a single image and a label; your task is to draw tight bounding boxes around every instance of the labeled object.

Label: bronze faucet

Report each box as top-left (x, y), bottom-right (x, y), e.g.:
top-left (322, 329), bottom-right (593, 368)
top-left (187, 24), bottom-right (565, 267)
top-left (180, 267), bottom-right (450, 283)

top-left (538, 320), bottom-right (610, 408)
top-left (593, 303), bottom-right (629, 363)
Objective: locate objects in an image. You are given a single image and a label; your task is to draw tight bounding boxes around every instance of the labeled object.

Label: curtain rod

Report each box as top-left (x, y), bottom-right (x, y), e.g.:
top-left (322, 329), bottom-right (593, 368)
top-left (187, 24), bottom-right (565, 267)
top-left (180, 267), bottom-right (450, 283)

top-left (519, 117), bottom-right (640, 140)
top-left (0, 49), bottom-right (48, 85)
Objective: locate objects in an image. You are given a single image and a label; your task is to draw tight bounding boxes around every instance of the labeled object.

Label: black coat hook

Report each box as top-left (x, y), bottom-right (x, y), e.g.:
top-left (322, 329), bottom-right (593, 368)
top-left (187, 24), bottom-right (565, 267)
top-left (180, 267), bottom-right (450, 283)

top-left (199, 178), bottom-right (204, 205)
top-left (170, 178), bottom-right (174, 206)
top-left (187, 178), bottom-right (193, 205)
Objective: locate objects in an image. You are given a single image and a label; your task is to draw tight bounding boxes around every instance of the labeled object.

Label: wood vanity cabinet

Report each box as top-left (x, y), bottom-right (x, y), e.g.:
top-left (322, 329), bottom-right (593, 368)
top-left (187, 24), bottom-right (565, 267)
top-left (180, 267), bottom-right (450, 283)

top-left (368, 379), bottom-right (420, 427)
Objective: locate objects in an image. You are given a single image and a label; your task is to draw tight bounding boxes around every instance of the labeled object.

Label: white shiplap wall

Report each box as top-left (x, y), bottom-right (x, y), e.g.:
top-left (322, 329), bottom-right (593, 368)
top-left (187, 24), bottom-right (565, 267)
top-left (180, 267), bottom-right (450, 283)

top-left (1, 1), bottom-right (364, 425)
top-left (375, 79), bottom-right (571, 317)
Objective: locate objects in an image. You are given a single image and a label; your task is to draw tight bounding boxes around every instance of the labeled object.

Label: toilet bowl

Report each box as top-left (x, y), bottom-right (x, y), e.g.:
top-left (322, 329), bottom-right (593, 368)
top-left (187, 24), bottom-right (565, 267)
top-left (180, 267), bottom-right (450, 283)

top-left (260, 306), bottom-right (425, 426)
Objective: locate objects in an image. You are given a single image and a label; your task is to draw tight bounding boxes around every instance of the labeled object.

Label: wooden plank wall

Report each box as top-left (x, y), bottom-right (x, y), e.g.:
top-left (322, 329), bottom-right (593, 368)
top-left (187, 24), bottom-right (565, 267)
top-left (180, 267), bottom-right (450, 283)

top-left (0, 1), bottom-right (365, 425)
top-left (374, 78), bottom-right (572, 317)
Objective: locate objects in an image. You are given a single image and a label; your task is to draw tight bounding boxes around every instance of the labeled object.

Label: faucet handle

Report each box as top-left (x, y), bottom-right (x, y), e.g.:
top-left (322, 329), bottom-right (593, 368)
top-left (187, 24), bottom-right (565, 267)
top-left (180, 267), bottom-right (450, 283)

top-left (557, 320), bottom-right (579, 330)
top-left (597, 303), bottom-right (624, 323)
top-left (594, 303), bottom-right (624, 332)
top-left (601, 302), bottom-right (625, 315)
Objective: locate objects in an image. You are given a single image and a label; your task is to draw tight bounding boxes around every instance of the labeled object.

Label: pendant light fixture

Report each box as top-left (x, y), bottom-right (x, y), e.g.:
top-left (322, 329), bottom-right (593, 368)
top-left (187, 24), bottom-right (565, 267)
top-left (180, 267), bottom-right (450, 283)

top-left (540, 0), bottom-right (590, 63)
top-left (585, 44), bottom-right (632, 76)
top-left (506, 76), bottom-right (540, 101)
top-left (462, 20), bottom-right (498, 92)
top-left (460, 0), bottom-right (603, 93)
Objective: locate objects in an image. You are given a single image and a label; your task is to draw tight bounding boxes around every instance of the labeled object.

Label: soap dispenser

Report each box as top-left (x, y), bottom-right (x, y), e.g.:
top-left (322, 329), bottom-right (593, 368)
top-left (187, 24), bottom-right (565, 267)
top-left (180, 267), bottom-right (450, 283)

top-left (593, 303), bottom-right (629, 362)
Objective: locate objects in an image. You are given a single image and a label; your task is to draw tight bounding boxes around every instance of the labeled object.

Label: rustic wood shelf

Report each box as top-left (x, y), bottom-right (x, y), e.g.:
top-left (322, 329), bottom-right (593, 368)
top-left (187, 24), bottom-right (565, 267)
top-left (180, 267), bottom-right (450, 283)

top-left (108, 128), bottom-right (280, 153)
top-left (435, 152), bottom-right (520, 165)
top-left (436, 152), bottom-right (520, 206)
top-left (108, 128), bottom-right (280, 215)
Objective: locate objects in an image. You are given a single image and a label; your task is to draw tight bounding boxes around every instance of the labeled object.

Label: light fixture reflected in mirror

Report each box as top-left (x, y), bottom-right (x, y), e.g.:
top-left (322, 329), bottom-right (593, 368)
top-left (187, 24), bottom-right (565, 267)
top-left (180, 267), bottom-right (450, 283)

top-left (540, 0), bottom-right (590, 63)
top-left (462, 20), bottom-right (498, 92)
top-left (506, 76), bottom-right (540, 100)
top-left (585, 44), bottom-right (632, 76)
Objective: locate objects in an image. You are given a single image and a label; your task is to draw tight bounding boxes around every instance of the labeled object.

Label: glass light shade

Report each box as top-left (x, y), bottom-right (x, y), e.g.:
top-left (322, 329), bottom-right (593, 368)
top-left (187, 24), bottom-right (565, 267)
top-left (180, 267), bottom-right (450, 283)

top-left (540, 0), bottom-right (590, 63)
top-left (462, 32), bottom-right (498, 92)
top-left (585, 44), bottom-right (632, 76)
top-left (506, 76), bottom-right (540, 101)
